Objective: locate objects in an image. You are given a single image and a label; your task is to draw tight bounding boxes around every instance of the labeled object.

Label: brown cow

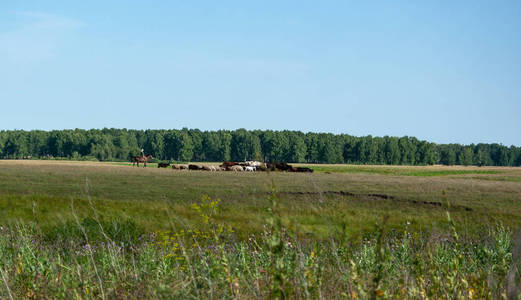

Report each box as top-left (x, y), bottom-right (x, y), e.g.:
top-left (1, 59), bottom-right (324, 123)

top-left (221, 161), bottom-right (236, 168)
top-left (172, 164), bottom-right (189, 170)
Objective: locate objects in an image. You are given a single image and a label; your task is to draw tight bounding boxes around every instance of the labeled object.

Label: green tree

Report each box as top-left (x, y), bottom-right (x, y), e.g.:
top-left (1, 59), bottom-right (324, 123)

top-left (458, 147), bottom-right (474, 166)
top-left (178, 131), bottom-right (194, 161)
top-left (287, 131), bottom-right (307, 162)
top-left (384, 136), bottom-right (401, 165)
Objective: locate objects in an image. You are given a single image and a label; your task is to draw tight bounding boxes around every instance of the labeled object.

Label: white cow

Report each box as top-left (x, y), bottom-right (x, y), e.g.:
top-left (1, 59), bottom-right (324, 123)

top-left (209, 165), bottom-right (221, 171)
top-left (245, 166), bottom-right (256, 172)
top-left (245, 161), bottom-right (263, 167)
top-left (229, 165), bottom-right (244, 171)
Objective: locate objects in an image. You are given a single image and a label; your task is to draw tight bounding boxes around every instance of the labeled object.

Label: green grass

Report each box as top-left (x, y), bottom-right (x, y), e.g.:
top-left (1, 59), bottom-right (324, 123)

top-left (1, 160), bottom-right (520, 240)
top-left (0, 160), bottom-right (520, 298)
top-left (0, 197), bottom-right (519, 299)
top-left (306, 164), bottom-right (502, 176)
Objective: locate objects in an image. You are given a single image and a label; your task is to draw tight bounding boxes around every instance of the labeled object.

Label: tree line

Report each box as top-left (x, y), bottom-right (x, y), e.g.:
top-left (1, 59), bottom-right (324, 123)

top-left (0, 128), bottom-right (519, 166)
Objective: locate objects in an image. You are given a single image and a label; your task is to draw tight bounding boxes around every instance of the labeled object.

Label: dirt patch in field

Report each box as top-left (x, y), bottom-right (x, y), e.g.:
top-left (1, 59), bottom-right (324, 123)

top-left (268, 191), bottom-right (473, 211)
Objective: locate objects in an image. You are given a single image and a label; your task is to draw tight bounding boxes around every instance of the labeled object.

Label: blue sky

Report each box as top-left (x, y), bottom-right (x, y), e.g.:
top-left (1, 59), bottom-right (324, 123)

top-left (1, 1), bottom-right (520, 146)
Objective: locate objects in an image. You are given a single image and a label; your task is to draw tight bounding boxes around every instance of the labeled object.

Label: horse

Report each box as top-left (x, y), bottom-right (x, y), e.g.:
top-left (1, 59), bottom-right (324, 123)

top-left (132, 154), bottom-right (153, 168)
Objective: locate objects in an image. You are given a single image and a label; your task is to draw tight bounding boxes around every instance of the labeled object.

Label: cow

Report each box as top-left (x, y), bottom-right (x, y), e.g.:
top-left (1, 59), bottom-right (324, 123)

top-left (221, 161), bottom-right (236, 168)
top-left (208, 165), bottom-right (222, 171)
top-left (158, 162), bottom-right (170, 168)
top-left (269, 162), bottom-right (292, 171)
top-left (245, 161), bottom-right (263, 167)
top-left (203, 165), bottom-right (221, 171)
top-left (244, 166), bottom-right (256, 172)
top-left (265, 162), bottom-right (297, 171)
top-left (179, 164), bottom-right (189, 170)
top-left (266, 163), bottom-right (277, 171)
top-left (229, 165), bottom-right (243, 171)
top-left (296, 167), bottom-right (314, 173)
top-left (189, 164), bottom-right (201, 170)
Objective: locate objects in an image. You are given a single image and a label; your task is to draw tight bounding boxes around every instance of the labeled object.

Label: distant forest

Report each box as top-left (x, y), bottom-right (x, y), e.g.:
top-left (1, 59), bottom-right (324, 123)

top-left (0, 128), bottom-right (520, 166)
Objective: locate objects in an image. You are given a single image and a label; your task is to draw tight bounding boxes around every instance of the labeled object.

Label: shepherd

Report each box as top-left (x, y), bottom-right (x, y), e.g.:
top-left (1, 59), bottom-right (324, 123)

top-left (132, 153), bottom-right (153, 167)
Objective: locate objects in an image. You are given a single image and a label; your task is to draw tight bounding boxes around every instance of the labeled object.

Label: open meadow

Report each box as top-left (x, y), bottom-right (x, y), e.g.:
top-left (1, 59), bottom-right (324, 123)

top-left (1, 160), bottom-right (520, 237)
top-left (0, 160), bottom-right (520, 298)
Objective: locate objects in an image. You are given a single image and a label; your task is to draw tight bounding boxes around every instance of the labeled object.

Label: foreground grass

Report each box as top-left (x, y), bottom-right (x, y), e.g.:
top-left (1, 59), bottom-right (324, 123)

top-left (0, 195), bottom-right (520, 299)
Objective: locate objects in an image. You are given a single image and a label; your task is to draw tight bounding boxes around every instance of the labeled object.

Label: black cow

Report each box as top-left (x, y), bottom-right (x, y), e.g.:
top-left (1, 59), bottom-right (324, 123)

top-left (276, 162), bottom-right (293, 171)
top-left (189, 164), bottom-right (201, 170)
top-left (266, 162), bottom-right (294, 171)
top-left (158, 162), bottom-right (170, 168)
top-left (296, 167), bottom-right (313, 173)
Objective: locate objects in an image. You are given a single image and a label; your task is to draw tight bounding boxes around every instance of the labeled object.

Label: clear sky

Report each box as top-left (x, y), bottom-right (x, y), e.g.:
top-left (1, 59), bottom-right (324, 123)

top-left (1, 1), bottom-right (520, 146)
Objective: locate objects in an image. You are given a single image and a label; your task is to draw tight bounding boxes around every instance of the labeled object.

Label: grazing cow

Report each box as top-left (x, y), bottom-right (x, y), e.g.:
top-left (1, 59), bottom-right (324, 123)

top-left (265, 162), bottom-right (296, 171)
top-left (189, 164), bottom-right (201, 170)
top-left (296, 167), bottom-right (313, 173)
top-left (244, 166), bottom-right (256, 172)
top-left (279, 163), bottom-right (294, 171)
top-left (179, 164), bottom-right (189, 170)
top-left (132, 154), bottom-right (153, 168)
top-left (221, 161), bottom-right (236, 168)
top-left (271, 162), bottom-right (292, 171)
top-left (172, 164), bottom-right (180, 170)
top-left (202, 165), bottom-right (218, 171)
top-left (158, 162), bottom-right (170, 168)
top-left (246, 161), bottom-right (263, 167)
top-left (208, 165), bottom-right (221, 171)
top-left (229, 165), bottom-right (243, 171)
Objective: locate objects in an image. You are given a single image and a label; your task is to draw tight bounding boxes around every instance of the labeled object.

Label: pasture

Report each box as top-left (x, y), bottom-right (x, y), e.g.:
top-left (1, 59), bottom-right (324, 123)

top-left (1, 160), bottom-right (520, 239)
top-left (1, 160), bottom-right (521, 298)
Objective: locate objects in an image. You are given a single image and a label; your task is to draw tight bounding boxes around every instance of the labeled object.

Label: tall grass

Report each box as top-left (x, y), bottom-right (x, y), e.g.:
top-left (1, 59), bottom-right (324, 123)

top-left (0, 193), bottom-right (520, 299)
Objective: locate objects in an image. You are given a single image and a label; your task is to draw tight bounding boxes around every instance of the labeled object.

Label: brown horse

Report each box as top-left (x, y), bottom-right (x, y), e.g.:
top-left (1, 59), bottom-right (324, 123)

top-left (132, 154), bottom-right (153, 167)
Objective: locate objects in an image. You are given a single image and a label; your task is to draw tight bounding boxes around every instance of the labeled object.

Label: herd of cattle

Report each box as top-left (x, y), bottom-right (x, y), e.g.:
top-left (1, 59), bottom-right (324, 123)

top-left (157, 161), bottom-right (314, 173)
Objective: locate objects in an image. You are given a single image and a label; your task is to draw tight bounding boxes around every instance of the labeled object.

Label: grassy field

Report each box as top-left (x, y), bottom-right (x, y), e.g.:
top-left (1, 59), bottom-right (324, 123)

top-left (1, 160), bottom-right (521, 238)
top-left (0, 160), bottom-right (520, 298)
